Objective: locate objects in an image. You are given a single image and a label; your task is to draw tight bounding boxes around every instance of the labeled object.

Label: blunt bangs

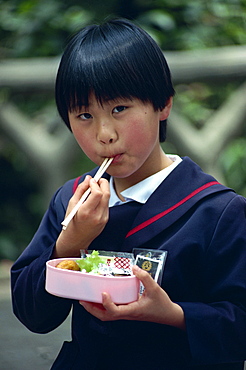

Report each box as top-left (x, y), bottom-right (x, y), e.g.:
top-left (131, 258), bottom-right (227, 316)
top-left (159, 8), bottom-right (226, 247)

top-left (55, 19), bottom-right (175, 141)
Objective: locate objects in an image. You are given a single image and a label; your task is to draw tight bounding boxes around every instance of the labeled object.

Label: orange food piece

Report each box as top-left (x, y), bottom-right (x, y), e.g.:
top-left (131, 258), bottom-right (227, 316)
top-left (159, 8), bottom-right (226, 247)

top-left (56, 260), bottom-right (80, 271)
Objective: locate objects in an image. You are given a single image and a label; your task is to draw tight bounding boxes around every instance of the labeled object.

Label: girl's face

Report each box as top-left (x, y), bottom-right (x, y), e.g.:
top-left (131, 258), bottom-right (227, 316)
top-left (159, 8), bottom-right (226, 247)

top-left (68, 94), bottom-right (172, 189)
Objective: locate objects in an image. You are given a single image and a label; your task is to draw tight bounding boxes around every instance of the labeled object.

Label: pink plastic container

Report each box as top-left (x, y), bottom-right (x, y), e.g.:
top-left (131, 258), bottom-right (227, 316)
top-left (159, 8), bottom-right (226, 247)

top-left (45, 258), bottom-right (140, 304)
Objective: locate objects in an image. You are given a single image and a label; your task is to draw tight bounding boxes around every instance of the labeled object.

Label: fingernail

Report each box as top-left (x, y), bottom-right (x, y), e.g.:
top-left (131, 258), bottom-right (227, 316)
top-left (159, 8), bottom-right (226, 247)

top-left (133, 265), bottom-right (141, 272)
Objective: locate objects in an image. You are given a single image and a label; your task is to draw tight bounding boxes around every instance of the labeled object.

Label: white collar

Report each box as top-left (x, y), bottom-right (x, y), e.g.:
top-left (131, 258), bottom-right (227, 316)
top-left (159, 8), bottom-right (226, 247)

top-left (109, 155), bottom-right (182, 207)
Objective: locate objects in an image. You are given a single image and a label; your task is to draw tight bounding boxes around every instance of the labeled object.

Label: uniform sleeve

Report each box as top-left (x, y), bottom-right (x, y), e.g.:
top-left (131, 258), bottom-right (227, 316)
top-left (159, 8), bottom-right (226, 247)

top-left (179, 195), bottom-right (246, 365)
top-left (11, 186), bottom-right (72, 334)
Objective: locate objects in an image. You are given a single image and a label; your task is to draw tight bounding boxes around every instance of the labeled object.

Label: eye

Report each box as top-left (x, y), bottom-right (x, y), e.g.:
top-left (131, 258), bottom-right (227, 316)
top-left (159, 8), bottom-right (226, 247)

top-left (78, 112), bottom-right (92, 120)
top-left (112, 106), bottom-right (126, 113)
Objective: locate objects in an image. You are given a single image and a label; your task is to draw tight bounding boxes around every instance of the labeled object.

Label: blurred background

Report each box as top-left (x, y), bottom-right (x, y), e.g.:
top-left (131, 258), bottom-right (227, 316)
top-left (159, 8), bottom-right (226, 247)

top-left (0, 0), bottom-right (246, 262)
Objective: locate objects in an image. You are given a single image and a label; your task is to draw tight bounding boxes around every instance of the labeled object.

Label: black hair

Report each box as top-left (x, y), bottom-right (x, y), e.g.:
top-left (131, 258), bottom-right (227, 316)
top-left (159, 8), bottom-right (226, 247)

top-left (55, 18), bottom-right (175, 142)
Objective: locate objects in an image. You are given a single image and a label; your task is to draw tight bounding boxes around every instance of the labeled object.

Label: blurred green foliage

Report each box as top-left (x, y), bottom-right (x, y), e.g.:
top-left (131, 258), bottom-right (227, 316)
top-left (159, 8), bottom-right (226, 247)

top-left (0, 0), bottom-right (246, 259)
top-left (1, 0), bottom-right (245, 58)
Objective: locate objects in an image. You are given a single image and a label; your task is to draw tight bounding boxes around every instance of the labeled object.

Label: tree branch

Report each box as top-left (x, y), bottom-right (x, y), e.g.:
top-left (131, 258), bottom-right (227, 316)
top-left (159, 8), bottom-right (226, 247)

top-left (1, 46), bottom-right (246, 89)
top-left (0, 102), bottom-right (80, 201)
top-left (167, 81), bottom-right (246, 181)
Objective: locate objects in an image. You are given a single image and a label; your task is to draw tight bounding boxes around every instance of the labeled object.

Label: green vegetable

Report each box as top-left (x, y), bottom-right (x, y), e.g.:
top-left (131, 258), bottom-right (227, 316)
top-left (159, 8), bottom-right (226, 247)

top-left (76, 250), bottom-right (104, 273)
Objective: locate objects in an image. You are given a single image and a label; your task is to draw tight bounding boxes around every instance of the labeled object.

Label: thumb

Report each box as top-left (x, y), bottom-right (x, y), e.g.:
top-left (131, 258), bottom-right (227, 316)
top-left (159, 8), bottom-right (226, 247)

top-left (132, 265), bottom-right (156, 291)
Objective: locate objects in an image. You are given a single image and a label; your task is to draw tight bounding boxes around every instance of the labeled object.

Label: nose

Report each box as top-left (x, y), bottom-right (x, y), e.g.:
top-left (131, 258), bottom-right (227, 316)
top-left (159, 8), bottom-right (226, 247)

top-left (97, 122), bottom-right (117, 145)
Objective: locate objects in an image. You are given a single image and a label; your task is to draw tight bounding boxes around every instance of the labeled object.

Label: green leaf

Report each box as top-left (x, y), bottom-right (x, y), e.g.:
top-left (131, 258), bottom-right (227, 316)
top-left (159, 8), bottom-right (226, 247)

top-left (76, 250), bottom-right (104, 273)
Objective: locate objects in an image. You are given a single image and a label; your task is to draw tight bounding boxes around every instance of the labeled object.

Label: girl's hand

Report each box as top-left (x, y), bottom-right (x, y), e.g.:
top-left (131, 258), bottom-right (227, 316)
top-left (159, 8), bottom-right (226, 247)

top-left (54, 175), bottom-right (110, 257)
top-left (79, 265), bottom-right (186, 330)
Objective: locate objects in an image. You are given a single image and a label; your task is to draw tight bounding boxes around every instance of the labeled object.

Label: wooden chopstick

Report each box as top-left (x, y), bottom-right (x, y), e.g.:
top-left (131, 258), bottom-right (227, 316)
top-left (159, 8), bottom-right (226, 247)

top-left (61, 157), bottom-right (113, 230)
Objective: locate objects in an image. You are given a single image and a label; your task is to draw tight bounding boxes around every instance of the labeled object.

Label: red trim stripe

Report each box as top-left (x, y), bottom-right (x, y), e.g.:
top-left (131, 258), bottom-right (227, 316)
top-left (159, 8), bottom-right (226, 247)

top-left (72, 176), bottom-right (82, 194)
top-left (125, 181), bottom-right (219, 238)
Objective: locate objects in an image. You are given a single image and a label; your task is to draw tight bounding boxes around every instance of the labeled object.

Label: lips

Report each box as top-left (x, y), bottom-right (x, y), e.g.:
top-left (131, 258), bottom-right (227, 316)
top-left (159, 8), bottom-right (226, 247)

top-left (112, 154), bottom-right (122, 163)
top-left (100, 152), bottom-right (124, 166)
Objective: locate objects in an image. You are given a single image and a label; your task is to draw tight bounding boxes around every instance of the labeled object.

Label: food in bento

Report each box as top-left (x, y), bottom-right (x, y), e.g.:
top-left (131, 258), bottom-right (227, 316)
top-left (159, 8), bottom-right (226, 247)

top-left (55, 250), bottom-right (133, 277)
top-left (56, 260), bottom-right (80, 271)
top-left (77, 250), bottom-right (134, 276)
top-left (76, 250), bottom-right (104, 273)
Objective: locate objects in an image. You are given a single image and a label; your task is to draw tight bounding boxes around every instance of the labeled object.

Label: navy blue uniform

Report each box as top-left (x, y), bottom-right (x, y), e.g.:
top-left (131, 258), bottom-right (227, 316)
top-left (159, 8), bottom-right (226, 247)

top-left (11, 157), bottom-right (246, 369)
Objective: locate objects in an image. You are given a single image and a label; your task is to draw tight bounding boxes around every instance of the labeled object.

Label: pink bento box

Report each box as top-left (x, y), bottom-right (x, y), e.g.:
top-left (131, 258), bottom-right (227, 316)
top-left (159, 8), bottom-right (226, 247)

top-left (45, 258), bottom-right (140, 304)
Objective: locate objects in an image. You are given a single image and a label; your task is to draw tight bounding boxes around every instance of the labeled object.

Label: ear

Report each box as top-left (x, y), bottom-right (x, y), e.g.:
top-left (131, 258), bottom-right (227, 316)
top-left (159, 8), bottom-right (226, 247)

top-left (159, 97), bottom-right (173, 121)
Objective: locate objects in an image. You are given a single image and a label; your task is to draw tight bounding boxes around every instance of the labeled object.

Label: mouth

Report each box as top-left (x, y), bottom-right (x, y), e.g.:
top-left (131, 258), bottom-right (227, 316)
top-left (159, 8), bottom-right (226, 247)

top-left (105, 153), bottom-right (123, 164)
top-left (112, 154), bottom-right (122, 163)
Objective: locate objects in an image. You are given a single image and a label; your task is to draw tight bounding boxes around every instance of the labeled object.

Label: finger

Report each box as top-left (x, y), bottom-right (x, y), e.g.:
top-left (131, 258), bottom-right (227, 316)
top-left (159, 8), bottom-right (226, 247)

top-left (64, 176), bottom-right (91, 217)
top-left (79, 178), bottom-right (109, 211)
top-left (79, 300), bottom-right (106, 313)
top-left (75, 177), bottom-right (109, 207)
top-left (75, 175), bottom-right (91, 193)
top-left (90, 177), bottom-right (109, 193)
top-left (98, 177), bottom-right (110, 192)
top-left (72, 175), bottom-right (91, 202)
top-left (80, 298), bottom-right (118, 321)
top-left (101, 292), bottom-right (118, 313)
top-left (82, 178), bottom-right (105, 207)
top-left (98, 178), bottom-right (110, 204)
top-left (102, 293), bottom-right (141, 319)
top-left (132, 265), bottom-right (157, 291)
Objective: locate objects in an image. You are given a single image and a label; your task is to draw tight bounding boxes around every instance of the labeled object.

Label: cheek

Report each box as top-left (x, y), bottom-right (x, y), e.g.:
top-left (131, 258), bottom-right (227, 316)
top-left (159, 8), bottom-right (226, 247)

top-left (125, 117), bottom-right (158, 149)
top-left (71, 128), bottom-right (95, 156)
